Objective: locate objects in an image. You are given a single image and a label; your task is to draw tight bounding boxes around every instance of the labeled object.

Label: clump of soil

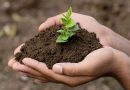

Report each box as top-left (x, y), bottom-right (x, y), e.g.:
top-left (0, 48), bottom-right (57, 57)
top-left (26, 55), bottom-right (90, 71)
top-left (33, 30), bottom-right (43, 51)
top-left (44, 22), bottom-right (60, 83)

top-left (15, 24), bottom-right (102, 69)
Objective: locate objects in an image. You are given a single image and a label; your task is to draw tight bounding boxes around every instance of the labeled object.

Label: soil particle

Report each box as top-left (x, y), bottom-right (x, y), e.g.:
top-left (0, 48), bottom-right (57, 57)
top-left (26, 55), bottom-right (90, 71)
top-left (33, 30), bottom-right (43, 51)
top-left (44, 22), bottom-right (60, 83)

top-left (15, 24), bottom-right (102, 69)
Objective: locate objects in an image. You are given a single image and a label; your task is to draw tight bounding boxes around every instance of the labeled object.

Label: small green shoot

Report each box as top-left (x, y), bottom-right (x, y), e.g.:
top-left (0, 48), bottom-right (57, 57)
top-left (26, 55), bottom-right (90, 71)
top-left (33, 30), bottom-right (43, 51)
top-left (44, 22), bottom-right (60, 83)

top-left (56, 7), bottom-right (79, 43)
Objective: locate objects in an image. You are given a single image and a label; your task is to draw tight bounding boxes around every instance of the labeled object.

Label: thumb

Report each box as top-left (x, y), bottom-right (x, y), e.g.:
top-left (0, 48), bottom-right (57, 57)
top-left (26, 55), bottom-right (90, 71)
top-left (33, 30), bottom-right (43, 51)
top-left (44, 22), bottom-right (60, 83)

top-left (38, 14), bottom-right (62, 31)
top-left (52, 63), bottom-right (83, 76)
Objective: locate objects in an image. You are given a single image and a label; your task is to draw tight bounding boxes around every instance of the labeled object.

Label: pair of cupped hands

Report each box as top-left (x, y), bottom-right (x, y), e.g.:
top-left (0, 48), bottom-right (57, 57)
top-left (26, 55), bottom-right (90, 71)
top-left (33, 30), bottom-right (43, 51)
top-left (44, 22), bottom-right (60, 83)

top-left (8, 13), bottom-right (130, 87)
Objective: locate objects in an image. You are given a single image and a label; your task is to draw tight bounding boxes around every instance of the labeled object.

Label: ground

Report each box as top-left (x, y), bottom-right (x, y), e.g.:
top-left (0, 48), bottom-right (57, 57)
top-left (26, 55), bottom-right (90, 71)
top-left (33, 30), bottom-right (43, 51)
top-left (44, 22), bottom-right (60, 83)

top-left (0, 0), bottom-right (130, 90)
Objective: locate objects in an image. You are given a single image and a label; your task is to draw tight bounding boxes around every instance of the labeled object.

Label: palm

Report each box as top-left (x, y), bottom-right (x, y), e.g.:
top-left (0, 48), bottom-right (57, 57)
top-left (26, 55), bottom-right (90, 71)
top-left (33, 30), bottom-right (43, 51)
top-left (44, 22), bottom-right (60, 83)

top-left (8, 44), bottom-right (114, 86)
top-left (8, 13), bottom-right (130, 87)
top-left (71, 13), bottom-right (111, 47)
top-left (8, 13), bottom-right (116, 86)
top-left (39, 13), bottom-right (111, 47)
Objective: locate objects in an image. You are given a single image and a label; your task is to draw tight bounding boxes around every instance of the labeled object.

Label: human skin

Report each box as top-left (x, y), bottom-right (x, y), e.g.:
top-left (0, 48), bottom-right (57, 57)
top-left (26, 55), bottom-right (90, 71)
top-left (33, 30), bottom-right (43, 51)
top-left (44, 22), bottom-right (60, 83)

top-left (38, 13), bottom-right (130, 56)
top-left (8, 13), bottom-right (130, 90)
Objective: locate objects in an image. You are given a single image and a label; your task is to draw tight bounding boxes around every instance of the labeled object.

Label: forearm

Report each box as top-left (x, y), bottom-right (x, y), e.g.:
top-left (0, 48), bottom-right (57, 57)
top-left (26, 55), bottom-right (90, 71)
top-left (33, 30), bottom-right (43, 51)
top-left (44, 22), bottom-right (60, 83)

top-left (118, 72), bottom-right (130, 90)
top-left (113, 50), bottom-right (130, 90)
top-left (115, 63), bottom-right (130, 90)
top-left (109, 30), bottom-right (130, 56)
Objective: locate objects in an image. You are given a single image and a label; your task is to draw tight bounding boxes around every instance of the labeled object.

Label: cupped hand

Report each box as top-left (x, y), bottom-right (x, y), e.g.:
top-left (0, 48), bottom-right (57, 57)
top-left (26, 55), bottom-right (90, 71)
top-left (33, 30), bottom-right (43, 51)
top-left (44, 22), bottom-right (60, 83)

top-left (39, 12), bottom-right (111, 47)
top-left (8, 12), bottom-right (130, 86)
top-left (8, 45), bottom-right (130, 86)
top-left (39, 13), bottom-right (130, 56)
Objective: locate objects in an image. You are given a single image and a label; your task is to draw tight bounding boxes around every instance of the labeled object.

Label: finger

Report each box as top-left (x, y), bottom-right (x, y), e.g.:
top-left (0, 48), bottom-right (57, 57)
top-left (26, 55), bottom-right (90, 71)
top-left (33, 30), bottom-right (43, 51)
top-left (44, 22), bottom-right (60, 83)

top-left (27, 74), bottom-right (49, 83)
top-left (8, 58), bottom-right (17, 67)
top-left (61, 76), bottom-right (93, 87)
top-left (14, 44), bottom-right (24, 55)
top-left (12, 62), bottom-right (42, 77)
top-left (38, 14), bottom-right (63, 31)
top-left (22, 58), bottom-right (54, 80)
top-left (22, 58), bottom-right (81, 79)
top-left (22, 58), bottom-right (48, 70)
top-left (42, 73), bottom-right (94, 87)
top-left (70, 13), bottom-right (103, 34)
top-left (22, 58), bottom-right (61, 81)
top-left (20, 72), bottom-right (49, 83)
top-left (38, 12), bottom-right (77, 31)
top-left (53, 47), bottom-right (113, 76)
top-left (22, 58), bottom-right (95, 86)
top-left (52, 63), bottom-right (82, 76)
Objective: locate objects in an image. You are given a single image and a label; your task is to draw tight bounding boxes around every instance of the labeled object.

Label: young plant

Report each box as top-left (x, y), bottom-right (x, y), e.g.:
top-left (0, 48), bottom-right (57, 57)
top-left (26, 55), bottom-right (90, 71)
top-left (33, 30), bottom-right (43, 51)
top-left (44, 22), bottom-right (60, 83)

top-left (56, 7), bottom-right (79, 43)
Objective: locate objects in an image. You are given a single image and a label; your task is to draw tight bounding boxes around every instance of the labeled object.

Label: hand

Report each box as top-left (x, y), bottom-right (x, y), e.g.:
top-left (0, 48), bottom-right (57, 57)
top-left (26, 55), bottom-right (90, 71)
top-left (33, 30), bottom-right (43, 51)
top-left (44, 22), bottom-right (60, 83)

top-left (8, 13), bottom-right (130, 88)
top-left (8, 45), bottom-right (130, 88)
top-left (8, 44), bottom-right (49, 83)
top-left (8, 45), bottom-right (115, 85)
top-left (39, 13), bottom-right (130, 56)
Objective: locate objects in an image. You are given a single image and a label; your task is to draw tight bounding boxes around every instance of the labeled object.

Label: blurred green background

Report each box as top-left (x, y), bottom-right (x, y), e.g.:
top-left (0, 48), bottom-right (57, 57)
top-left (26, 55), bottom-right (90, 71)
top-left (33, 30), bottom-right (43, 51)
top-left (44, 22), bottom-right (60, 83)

top-left (0, 0), bottom-right (130, 90)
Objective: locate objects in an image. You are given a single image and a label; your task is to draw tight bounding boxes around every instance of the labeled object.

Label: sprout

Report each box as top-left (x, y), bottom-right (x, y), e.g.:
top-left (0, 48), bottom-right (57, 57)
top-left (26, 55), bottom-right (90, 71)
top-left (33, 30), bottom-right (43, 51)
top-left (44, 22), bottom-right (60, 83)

top-left (56, 7), bottom-right (79, 43)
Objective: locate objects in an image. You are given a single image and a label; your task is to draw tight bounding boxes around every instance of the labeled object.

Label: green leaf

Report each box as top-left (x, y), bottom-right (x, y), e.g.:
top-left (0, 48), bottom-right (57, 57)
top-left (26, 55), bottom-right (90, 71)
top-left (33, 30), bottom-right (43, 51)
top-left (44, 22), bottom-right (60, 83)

top-left (62, 14), bottom-right (68, 19)
top-left (56, 7), bottom-right (78, 43)
top-left (66, 7), bottom-right (72, 19)
top-left (69, 32), bottom-right (75, 37)
top-left (66, 19), bottom-right (75, 28)
top-left (61, 35), bottom-right (69, 41)
top-left (65, 30), bottom-right (75, 37)
top-left (70, 24), bottom-right (80, 31)
top-left (56, 35), bottom-right (68, 43)
top-left (61, 18), bottom-right (68, 25)
top-left (57, 30), bottom-right (64, 33)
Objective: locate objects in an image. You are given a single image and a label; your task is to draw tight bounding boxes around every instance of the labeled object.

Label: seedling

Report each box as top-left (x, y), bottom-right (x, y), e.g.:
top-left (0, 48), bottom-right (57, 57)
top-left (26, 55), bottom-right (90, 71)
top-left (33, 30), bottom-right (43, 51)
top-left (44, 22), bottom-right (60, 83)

top-left (56, 7), bottom-right (79, 43)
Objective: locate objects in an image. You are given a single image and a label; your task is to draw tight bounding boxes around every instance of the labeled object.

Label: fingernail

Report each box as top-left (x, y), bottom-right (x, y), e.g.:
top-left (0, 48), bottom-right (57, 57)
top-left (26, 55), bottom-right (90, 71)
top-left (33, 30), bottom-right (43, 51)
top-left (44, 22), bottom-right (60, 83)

top-left (39, 24), bottom-right (44, 31)
top-left (53, 64), bottom-right (63, 74)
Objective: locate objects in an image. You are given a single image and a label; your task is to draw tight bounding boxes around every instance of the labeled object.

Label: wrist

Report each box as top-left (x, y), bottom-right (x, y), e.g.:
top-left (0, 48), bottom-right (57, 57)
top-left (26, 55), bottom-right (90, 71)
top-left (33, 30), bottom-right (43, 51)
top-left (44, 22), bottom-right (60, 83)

top-left (112, 49), bottom-right (130, 90)
top-left (109, 30), bottom-right (130, 56)
top-left (100, 25), bottom-right (130, 56)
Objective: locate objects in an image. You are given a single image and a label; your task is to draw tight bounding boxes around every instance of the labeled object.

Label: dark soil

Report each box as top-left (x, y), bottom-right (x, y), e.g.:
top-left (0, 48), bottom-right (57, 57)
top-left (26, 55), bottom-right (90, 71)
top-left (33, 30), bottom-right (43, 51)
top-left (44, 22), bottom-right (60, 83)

top-left (1, 0), bottom-right (129, 89)
top-left (15, 24), bottom-right (102, 69)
